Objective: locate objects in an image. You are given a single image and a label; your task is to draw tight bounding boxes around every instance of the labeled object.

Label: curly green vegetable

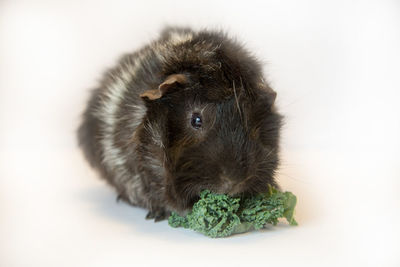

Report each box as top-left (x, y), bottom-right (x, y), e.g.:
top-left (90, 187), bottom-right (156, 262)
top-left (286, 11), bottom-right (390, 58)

top-left (168, 185), bottom-right (297, 238)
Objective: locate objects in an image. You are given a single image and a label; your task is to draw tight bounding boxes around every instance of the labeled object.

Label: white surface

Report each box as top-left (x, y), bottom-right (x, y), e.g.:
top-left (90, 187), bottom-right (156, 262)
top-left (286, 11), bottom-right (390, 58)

top-left (1, 1), bottom-right (399, 266)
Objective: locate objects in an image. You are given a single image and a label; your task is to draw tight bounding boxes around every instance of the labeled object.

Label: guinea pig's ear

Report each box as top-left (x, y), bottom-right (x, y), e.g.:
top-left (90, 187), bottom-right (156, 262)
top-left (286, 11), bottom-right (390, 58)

top-left (140, 74), bottom-right (187, 100)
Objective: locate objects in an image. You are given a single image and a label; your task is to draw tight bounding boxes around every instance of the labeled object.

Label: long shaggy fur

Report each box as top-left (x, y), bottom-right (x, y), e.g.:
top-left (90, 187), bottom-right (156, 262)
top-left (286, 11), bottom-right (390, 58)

top-left (78, 27), bottom-right (282, 221)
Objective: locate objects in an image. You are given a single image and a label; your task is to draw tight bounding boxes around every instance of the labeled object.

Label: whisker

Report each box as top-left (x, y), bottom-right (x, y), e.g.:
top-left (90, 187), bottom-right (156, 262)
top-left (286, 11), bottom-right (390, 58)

top-left (232, 80), bottom-right (243, 122)
top-left (264, 147), bottom-right (276, 160)
top-left (274, 170), bottom-right (310, 184)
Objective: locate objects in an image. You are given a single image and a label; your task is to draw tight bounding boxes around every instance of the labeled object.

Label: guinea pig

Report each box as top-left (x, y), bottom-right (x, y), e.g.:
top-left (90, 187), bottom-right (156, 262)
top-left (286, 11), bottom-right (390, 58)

top-left (78, 27), bottom-right (282, 221)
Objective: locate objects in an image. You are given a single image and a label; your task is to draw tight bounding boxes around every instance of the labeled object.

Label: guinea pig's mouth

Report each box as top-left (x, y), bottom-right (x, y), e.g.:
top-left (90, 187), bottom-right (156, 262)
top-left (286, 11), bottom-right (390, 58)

top-left (216, 174), bottom-right (246, 196)
top-left (216, 174), bottom-right (272, 197)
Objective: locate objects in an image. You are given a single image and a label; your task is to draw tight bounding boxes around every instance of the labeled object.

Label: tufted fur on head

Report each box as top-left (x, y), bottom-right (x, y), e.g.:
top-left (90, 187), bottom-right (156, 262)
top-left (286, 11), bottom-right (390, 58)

top-left (78, 27), bottom-right (282, 220)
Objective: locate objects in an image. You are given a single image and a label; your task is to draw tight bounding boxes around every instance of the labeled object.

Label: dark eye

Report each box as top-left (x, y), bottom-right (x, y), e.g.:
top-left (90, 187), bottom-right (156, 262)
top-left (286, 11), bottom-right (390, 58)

top-left (191, 113), bottom-right (202, 129)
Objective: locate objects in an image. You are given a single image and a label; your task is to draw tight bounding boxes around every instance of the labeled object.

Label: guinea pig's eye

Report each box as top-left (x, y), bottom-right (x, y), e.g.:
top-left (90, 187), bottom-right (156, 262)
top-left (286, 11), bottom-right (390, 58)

top-left (190, 113), bottom-right (202, 129)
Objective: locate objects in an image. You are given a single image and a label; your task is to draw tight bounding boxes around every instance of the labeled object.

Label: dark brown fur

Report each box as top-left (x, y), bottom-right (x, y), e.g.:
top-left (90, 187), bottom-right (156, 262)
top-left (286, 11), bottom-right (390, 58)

top-left (78, 27), bottom-right (282, 221)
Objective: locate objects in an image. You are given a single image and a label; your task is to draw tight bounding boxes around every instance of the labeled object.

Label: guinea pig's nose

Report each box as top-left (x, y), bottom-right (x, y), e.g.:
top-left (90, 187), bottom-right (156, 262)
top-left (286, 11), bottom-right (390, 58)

top-left (218, 172), bottom-right (244, 196)
top-left (218, 174), bottom-right (235, 195)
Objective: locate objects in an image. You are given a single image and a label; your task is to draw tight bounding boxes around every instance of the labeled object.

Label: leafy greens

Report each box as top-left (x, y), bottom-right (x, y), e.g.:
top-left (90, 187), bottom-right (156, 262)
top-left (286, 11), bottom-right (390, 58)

top-left (168, 185), bottom-right (297, 238)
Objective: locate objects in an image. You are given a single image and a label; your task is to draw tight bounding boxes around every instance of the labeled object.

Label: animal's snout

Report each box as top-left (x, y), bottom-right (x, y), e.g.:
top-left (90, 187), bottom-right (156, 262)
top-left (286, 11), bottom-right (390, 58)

top-left (218, 168), bottom-right (249, 196)
top-left (218, 173), bottom-right (236, 195)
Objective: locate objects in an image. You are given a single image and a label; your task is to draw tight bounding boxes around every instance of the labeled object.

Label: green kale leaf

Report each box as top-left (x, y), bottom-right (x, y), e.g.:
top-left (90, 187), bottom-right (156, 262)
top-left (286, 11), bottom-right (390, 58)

top-left (168, 185), bottom-right (297, 238)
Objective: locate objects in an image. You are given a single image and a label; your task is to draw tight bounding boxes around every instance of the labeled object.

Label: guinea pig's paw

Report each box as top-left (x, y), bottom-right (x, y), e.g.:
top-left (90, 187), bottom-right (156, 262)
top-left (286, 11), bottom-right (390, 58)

top-left (145, 208), bottom-right (170, 222)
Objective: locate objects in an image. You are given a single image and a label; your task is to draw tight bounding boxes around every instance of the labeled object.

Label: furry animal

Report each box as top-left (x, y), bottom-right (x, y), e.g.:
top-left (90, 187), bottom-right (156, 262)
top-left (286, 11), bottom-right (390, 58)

top-left (78, 27), bottom-right (282, 221)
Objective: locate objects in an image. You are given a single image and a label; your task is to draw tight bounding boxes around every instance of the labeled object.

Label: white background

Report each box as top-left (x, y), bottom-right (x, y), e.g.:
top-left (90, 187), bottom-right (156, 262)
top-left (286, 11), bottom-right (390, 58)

top-left (1, 0), bottom-right (399, 266)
